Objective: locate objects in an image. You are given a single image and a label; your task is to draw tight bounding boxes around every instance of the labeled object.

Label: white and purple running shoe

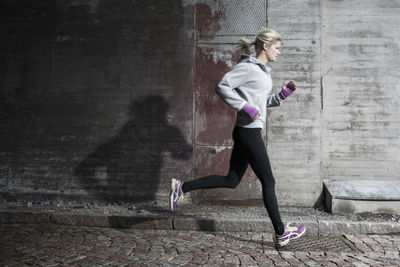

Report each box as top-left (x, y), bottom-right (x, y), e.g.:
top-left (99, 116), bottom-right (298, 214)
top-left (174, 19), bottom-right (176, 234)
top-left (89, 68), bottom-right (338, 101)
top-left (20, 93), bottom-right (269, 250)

top-left (274, 222), bottom-right (306, 247)
top-left (170, 178), bottom-right (185, 211)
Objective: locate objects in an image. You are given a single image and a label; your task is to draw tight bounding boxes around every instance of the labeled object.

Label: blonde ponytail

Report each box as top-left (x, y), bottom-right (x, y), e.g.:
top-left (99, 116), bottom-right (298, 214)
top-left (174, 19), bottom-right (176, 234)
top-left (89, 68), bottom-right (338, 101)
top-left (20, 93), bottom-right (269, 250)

top-left (238, 37), bottom-right (254, 55)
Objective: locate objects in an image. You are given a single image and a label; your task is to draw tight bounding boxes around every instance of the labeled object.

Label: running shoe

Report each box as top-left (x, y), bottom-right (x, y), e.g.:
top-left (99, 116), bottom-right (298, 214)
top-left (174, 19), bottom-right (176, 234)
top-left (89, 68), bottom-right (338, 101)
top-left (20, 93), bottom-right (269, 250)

top-left (274, 222), bottom-right (306, 247)
top-left (170, 178), bottom-right (185, 211)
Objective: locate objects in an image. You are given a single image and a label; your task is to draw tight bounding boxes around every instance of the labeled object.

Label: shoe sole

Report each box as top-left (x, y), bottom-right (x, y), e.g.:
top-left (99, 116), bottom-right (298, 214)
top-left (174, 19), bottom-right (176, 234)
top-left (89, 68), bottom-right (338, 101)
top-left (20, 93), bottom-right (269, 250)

top-left (276, 228), bottom-right (306, 248)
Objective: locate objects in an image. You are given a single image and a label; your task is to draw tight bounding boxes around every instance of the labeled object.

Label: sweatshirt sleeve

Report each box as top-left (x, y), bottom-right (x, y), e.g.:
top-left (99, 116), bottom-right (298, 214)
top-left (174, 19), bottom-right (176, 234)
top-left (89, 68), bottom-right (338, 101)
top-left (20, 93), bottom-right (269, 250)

top-left (215, 63), bottom-right (248, 111)
top-left (266, 92), bottom-right (284, 108)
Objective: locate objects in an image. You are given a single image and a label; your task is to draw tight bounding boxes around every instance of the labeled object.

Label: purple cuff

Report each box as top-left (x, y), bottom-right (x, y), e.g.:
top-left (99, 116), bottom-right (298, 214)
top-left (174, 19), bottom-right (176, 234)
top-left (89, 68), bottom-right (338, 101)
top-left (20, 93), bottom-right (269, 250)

top-left (278, 87), bottom-right (295, 100)
top-left (241, 103), bottom-right (259, 120)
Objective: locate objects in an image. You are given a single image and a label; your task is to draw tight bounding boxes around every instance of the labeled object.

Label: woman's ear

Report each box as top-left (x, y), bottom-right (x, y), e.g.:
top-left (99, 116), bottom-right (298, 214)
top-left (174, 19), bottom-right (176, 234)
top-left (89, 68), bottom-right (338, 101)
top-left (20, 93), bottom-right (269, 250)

top-left (263, 42), bottom-right (270, 51)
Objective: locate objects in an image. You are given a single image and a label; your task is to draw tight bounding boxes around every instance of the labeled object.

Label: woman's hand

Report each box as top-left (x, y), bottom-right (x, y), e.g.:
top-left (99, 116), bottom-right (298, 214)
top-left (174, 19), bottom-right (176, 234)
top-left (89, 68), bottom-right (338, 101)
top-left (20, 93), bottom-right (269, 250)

top-left (242, 103), bottom-right (260, 121)
top-left (278, 80), bottom-right (296, 100)
top-left (283, 80), bottom-right (296, 91)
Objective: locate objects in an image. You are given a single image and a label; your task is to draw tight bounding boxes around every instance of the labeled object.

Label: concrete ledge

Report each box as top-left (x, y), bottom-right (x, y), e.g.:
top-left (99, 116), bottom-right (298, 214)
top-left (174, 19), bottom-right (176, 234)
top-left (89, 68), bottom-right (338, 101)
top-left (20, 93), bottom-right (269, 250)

top-left (0, 211), bottom-right (50, 223)
top-left (324, 180), bottom-right (400, 200)
top-left (0, 211), bottom-right (172, 230)
top-left (2, 210), bottom-right (398, 237)
top-left (108, 215), bottom-right (173, 230)
top-left (173, 217), bottom-right (274, 232)
top-left (330, 199), bottom-right (400, 215)
top-left (298, 219), bottom-right (319, 237)
top-left (50, 213), bottom-right (173, 230)
top-left (50, 214), bottom-right (110, 227)
top-left (324, 180), bottom-right (400, 215)
top-left (173, 217), bottom-right (320, 236)
top-left (319, 220), bottom-right (400, 236)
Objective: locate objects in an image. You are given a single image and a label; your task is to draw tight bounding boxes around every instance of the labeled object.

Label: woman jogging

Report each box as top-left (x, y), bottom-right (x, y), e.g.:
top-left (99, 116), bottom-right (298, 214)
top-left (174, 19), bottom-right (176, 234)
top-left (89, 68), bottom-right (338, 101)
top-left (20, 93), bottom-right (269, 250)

top-left (170, 28), bottom-right (306, 247)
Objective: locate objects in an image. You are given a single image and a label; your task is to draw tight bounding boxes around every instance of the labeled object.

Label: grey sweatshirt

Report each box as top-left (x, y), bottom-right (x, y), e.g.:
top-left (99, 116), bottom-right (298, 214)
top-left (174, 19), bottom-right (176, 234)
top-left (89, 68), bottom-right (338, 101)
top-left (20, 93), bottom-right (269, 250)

top-left (215, 54), bottom-right (283, 129)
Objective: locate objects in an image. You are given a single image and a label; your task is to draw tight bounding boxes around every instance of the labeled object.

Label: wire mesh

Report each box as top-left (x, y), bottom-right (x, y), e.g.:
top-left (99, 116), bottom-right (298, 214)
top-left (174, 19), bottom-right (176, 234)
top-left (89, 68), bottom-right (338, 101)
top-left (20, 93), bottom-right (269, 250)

top-left (196, 0), bottom-right (267, 43)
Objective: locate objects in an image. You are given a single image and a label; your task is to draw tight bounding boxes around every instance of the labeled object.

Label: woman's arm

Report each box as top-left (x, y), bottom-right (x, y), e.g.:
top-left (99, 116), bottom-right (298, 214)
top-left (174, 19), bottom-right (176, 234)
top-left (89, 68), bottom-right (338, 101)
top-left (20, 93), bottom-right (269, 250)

top-left (267, 81), bottom-right (296, 108)
top-left (215, 63), bottom-right (249, 111)
top-left (266, 93), bottom-right (284, 108)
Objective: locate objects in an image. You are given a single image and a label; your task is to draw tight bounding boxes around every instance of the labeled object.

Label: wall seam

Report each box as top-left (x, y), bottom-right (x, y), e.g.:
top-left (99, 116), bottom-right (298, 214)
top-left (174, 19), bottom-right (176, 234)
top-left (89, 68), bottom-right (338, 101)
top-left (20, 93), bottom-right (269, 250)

top-left (319, 0), bottom-right (324, 188)
top-left (192, 0), bottom-right (198, 181)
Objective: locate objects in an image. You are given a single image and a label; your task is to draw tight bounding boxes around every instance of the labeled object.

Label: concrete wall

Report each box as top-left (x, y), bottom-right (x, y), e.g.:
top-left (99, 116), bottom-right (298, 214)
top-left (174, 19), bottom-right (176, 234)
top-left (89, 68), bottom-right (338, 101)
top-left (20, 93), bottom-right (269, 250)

top-left (0, 0), bottom-right (194, 203)
top-left (267, 0), bottom-right (322, 206)
top-left (267, 0), bottom-right (400, 206)
top-left (1, 0), bottom-right (399, 207)
top-left (321, 0), bottom-right (400, 182)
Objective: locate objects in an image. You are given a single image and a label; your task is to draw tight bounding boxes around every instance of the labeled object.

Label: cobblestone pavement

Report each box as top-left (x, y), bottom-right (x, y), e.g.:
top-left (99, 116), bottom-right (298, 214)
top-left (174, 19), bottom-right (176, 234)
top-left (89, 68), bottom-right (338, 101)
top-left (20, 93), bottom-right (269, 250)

top-left (1, 223), bottom-right (400, 266)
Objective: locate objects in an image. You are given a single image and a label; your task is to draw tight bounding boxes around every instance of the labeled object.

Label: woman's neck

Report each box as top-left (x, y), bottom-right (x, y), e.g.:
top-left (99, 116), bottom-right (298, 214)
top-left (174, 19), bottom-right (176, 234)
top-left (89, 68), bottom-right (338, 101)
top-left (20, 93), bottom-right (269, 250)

top-left (256, 52), bottom-right (268, 65)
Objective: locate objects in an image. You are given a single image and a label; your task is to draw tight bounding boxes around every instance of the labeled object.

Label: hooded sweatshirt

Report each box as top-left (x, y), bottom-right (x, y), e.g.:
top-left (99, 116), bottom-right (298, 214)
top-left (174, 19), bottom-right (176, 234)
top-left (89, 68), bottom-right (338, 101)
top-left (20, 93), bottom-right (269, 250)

top-left (215, 54), bottom-right (283, 129)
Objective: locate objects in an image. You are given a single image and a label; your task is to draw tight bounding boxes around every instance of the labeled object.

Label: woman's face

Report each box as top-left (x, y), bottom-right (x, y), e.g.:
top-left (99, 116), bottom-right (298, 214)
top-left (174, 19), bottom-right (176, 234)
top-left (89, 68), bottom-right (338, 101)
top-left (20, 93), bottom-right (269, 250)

top-left (264, 41), bottom-right (281, 62)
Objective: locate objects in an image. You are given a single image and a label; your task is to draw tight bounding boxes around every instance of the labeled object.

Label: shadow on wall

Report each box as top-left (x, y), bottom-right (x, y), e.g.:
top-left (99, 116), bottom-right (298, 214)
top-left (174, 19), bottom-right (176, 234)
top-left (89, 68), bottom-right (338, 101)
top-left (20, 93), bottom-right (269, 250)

top-left (73, 95), bottom-right (192, 203)
top-left (0, 0), bottom-right (193, 204)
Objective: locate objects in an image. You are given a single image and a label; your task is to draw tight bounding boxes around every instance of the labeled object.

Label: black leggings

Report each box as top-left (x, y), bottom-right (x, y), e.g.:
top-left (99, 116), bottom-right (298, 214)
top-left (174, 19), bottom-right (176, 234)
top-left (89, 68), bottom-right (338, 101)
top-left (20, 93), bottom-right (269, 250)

top-left (182, 126), bottom-right (284, 235)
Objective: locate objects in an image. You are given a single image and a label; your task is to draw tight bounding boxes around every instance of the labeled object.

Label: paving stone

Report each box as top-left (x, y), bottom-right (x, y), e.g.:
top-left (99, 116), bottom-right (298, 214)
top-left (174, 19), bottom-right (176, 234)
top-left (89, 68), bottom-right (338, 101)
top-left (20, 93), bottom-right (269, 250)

top-left (2, 223), bottom-right (400, 266)
top-left (264, 250), bottom-right (279, 255)
top-left (303, 260), bottom-right (322, 267)
top-left (315, 261), bottom-right (337, 267)
top-left (274, 262), bottom-right (291, 266)
top-left (383, 250), bottom-right (400, 259)
top-left (352, 262), bottom-right (370, 267)
top-left (294, 251), bottom-right (309, 259)
top-left (309, 251), bottom-right (325, 256)
top-left (279, 251), bottom-right (295, 259)
top-left (285, 258), bottom-right (305, 266)
top-left (366, 251), bottom-right (385, 260)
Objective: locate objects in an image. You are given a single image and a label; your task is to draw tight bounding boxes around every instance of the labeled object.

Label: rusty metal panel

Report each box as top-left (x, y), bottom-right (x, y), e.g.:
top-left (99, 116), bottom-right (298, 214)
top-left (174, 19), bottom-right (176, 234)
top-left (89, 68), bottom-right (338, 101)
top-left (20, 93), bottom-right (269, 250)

top-left (193, 0), bottom-right (266, 201)
top-left (194, 46), bottom-right (238, 146)
top-left (194, 0), bottom-right (267, 146)
top-left (194, 146), bottom-right (232, 177)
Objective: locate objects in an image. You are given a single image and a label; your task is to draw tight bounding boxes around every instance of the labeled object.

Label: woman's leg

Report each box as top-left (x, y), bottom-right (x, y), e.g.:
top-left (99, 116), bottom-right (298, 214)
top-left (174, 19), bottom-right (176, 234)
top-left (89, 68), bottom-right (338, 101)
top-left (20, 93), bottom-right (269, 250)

top-left (182, 127), bottom-right (249, 193)
top-left (236, 128), bottom-right (284, 235)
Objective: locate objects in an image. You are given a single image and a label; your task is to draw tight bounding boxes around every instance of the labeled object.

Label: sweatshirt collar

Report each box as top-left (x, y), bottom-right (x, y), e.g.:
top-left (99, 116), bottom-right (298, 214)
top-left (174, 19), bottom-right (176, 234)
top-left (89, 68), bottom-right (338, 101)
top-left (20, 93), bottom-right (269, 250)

top-left (239, 54), bottom-right (271, 74)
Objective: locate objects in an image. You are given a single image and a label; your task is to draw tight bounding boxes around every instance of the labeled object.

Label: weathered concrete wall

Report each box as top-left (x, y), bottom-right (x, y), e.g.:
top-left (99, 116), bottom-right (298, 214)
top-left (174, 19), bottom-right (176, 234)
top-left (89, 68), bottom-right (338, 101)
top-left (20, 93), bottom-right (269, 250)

top-left (267, 0), bottom-right (322, 206)
top-left (321, 0), bottom-right (400, 183)
top-left (266, 0), bottom-right (400, 206)
top-left (1, 0), bottom-right (399, 207)
top-left (0, 0), bottom-right (194, 203)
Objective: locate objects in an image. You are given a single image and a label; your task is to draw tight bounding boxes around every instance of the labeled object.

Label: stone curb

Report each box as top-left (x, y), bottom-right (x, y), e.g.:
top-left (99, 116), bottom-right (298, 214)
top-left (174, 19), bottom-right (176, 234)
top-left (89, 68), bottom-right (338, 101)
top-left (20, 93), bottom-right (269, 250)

top-left (318, 220), bottom-right (400, 236)
top-left (1, 210), bottom-right (399, 236)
